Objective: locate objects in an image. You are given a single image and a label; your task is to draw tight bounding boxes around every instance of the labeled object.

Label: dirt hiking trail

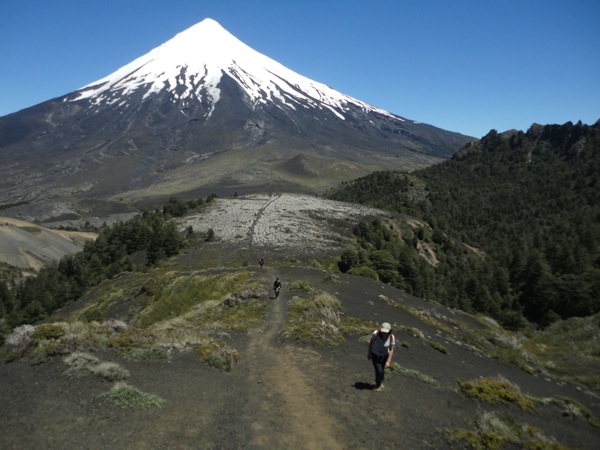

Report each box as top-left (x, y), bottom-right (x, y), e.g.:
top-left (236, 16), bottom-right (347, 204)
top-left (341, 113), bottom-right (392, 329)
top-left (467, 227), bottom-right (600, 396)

top-left (226, 267), bottom-right (342, 449)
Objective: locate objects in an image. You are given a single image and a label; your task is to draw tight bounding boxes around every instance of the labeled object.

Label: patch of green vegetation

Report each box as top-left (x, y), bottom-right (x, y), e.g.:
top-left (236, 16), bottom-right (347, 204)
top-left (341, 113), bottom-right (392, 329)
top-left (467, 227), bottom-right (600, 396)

top-left (427, 339), bottom-right (449, 354)
top-left (70, 272), bottom-right (157, 324)
top-left (552, 396), bottom-right (600, 429)
top-left (494, 347), bottom-right (535, 374)
top-left (307, 257), bottom-right (339, 272)
top-left (338, 317), bottom-right (375, 338)
top-left (386, 363), bottom-right (439, 387)
top-left (395, 323), bottom-right (449, 354)
top-left (444, 410), bottom-right (570, 450)
top-left (8, 320), bottom-right (155, 362)
top-left (347, 266), bottom-right (379, 280)
top-left (458, 376), bottom-right (536, 411)
top-left (527, 313), bottom-right (600, 390)
top-left (398, 325), bottom-right (423, 339)
top-left (101, 382), bottom-right (165, 410)
top-left (288, 279), bottom-right (313, 292)
top-left (283, 292), bottom-right (343, 347)
top-left (381, 295), bottom-right (457, 335)
top-left (33, 323), bottom-right (65, 340)
top-left (5, 270), bottom-right (265, 373)
top-left (321, 273), bottom-right (339, 283)
top-left (444, 427), bottom-right (508, 450)
top-left (200, 295), bottom-right (265, 333)
top-left (136, 272), bottom-right (253, 328)
top-left (197, 340), bottom-right (239, 371)
top-left (3, 208), bottom-right (185, 336)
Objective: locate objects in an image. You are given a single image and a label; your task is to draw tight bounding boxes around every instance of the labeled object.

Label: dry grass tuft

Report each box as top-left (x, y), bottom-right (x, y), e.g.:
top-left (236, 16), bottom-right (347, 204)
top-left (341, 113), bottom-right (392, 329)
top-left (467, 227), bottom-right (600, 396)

top-left (283, 291), bottom-right (344, 346)
top-left (101, 382), bottom-right (165, 409)
top-left (63, 351), bottom-right (130, 381)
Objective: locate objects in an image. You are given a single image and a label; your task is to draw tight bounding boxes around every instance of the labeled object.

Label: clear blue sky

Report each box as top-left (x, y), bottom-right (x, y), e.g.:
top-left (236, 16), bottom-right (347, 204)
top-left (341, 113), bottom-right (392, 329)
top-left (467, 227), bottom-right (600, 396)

top-left (1, 0), bottom-right (598, 138)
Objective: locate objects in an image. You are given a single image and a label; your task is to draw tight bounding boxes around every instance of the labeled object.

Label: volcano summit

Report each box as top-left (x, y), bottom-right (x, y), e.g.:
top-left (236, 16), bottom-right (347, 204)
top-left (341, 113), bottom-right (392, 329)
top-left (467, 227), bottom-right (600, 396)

top-left (0, 19), bottom-right (471, 214)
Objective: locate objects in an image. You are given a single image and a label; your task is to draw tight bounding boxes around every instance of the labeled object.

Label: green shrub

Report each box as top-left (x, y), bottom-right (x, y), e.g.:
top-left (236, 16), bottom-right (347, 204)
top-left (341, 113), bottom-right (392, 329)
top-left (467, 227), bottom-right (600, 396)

top-left (34, 323), bottom-right (65, 340)
top-left (445, 410), bottom-right (570, 450)
top-left (445, 428), bottom-right (507, 450)
top-left (288, 279), bottom-right (313, 292)
top-left (347, 266), bottom-right (379, 280)
top-left (283, 292), bottom-right (343, 347)
top-left (198, 342), bottom-right (239, 372)
top-left (458, 376), bottom-right (536, 411)
top-left (102, 382), bottom-right (165, 409)
top-left (427, 339), bottom-right (448, 354)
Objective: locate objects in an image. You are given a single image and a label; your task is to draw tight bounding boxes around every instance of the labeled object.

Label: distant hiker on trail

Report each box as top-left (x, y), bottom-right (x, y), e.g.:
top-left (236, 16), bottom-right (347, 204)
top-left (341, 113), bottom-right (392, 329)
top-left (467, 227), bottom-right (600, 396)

top-left (258, 257), bottom-right (264, 268)
top-left (273, 277), bottom-right (281, 298)
top-left (367, 322), bottom-right (396, 391)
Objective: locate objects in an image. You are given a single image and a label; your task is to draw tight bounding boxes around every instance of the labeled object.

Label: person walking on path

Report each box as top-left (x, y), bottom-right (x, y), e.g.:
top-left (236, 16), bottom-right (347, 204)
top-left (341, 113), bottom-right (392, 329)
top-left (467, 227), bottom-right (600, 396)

top-left (273, 277), bottom-right (282, 299)
top-left (258, 257), bottom-right (264, 268)
top-left (367, 322), bottom-right (396, 391)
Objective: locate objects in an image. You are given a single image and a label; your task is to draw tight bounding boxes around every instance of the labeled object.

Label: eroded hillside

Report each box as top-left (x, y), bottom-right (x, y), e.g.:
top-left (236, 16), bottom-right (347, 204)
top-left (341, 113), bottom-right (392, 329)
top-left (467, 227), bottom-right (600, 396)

top-left (0, 217), bottom-right (97, 274)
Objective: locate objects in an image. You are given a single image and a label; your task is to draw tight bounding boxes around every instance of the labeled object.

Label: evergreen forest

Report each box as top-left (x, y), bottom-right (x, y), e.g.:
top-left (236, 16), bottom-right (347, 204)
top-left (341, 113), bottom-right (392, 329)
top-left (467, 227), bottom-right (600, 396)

top-left (326, 121), bottom-right (600, 329)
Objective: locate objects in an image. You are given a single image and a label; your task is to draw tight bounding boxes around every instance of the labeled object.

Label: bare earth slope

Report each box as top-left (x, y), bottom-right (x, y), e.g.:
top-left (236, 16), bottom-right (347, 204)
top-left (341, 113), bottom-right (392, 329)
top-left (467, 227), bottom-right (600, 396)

top-left (0, 217), bottom-right (96, 273)
top-left (1, 194), bottom-right (599, 449)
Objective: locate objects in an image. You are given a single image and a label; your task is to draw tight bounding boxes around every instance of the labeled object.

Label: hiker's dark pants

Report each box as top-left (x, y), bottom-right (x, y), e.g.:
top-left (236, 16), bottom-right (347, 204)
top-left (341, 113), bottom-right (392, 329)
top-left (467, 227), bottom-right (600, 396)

top-left (371, 352), bottom-right (388, 387)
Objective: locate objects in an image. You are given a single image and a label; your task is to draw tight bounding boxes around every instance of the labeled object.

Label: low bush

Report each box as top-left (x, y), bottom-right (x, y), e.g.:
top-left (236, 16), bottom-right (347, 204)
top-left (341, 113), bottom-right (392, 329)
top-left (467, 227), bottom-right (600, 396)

top-left (283, 292), bottom-right (343, 347)
top-left (288, 279), bottom-right (313, 292)
top-left (347, 266), bottom-right (379, 280)
top-left (458, 376), bottom-right (536, 411)
top-left (197, 341), bottom-right (239, 371)
top-left (101, 382), bottom-right (165, 409)
top-left (444, 410), bottom-right (570, 450)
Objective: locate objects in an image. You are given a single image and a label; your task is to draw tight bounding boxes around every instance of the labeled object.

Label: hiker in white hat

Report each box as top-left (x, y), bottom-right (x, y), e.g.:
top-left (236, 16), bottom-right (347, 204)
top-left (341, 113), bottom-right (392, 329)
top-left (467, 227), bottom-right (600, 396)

top-left (367, 322), bottom-right (396, 391)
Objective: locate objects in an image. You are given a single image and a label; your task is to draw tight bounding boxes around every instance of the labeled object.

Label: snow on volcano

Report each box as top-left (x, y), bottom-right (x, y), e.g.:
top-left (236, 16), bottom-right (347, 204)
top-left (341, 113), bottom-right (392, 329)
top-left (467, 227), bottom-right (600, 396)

top-left (72, 18), bottom-right (399, 121)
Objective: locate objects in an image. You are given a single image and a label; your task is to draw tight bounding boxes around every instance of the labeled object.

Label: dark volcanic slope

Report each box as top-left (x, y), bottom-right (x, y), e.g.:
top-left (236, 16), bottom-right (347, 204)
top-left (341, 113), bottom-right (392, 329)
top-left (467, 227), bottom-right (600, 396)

top-left (0, 194), bottom-right (598, 449)
top-left (0, 19), bottom-right (472, 207)
top-left (1, 267), bottom-right (598, 450)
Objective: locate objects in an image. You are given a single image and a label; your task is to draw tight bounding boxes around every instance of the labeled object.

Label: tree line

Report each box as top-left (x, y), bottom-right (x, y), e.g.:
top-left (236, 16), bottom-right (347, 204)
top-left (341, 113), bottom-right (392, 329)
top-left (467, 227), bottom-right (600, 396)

top-left (327, 121), bottom-right (600, 329)
top-left (0, 196), bottom-right (210, 341)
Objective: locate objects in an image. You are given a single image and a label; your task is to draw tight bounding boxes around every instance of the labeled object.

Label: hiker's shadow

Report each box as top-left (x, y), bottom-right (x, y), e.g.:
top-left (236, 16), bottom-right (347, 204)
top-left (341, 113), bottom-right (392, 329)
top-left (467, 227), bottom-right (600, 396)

top-left (354, 382), bottom-right (375, 391)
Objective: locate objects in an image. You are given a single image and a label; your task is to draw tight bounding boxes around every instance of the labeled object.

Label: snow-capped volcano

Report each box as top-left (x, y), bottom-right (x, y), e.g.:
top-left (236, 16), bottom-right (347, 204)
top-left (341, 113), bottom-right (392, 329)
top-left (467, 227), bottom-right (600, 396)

top-left (0, 18), bottom-right (472, 209)
top-left (74, 18), bottom-right (394, 121)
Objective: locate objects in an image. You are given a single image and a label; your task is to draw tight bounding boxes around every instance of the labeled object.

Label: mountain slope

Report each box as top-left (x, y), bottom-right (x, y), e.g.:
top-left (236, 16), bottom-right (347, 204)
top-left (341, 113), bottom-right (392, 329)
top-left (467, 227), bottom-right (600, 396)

top-left (325, 120), bottom-right (600, 327)
top-left (1, 195), bottom-right (598, 449)
top-left (0, 19), bottom-right (472, 213)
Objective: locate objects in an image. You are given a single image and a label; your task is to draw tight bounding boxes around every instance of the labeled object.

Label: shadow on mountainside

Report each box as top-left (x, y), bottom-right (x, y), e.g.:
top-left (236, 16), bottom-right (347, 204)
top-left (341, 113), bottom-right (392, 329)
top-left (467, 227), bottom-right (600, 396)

top-left (1, 263), bottom-right (599, 449)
